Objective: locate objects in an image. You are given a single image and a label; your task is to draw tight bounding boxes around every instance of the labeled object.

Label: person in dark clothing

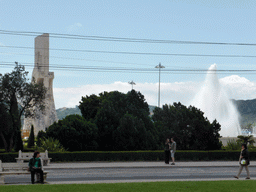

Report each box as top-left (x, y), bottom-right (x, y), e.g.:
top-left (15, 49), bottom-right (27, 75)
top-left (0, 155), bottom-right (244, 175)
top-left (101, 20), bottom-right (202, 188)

top-left (28, 151), bottom-right (44, 184)
top-left (164, 138), bottom-right (171, 164)
top-left (234, 143), bottom-right (250, 179)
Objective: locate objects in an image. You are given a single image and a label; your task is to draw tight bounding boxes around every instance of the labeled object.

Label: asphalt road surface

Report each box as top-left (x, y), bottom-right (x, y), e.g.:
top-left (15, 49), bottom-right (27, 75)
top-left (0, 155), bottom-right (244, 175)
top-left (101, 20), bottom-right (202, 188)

top-left (4, 166), bottom-right (256, 185)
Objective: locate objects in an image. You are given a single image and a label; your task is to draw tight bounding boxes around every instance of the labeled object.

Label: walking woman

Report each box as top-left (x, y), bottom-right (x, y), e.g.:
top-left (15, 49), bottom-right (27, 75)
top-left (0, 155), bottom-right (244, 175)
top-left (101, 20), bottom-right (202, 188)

top-left (164, 138), bottom-right (171, 164)
top-left (234, 143), bottom-right (250, 179)
top-left (29, 151), bottom-right (44, 184)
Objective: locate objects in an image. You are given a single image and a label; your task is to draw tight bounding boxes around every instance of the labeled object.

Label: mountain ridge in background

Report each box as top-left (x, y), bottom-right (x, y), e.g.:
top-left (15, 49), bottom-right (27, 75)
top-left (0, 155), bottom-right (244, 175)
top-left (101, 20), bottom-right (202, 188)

top-left (232, 99), bottom-right (256, 126)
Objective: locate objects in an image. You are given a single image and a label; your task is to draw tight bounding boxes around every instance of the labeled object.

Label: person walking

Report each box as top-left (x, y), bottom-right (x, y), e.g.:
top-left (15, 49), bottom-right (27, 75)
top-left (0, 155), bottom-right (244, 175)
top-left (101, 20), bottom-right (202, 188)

top-left (234, 143), bottom-right (250, 179)
top-left (170, 138), bottom-right (176, 165)
top-left (28, 151), bottom-right (44, 184)
top-left (164, 138), bottom-right (171, 164)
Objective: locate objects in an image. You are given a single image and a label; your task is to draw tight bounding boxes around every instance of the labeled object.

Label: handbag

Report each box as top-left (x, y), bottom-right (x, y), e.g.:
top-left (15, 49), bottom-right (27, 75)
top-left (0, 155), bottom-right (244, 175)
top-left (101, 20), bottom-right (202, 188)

top-left (241, 159), bottom-right (246, 165)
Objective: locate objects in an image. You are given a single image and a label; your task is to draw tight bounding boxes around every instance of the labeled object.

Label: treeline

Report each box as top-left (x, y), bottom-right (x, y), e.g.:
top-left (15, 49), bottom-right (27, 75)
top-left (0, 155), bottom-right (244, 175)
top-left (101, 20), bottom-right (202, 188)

top-left (37, 90), bottom-right (222, 151)
top-left (0, 64), bottom-right (222, 152)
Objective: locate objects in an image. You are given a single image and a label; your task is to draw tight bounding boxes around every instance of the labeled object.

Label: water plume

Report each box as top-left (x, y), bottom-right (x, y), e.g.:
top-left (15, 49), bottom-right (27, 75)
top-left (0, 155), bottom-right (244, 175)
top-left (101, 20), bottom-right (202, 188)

top-left (190, 64), bottom-right (241, 137)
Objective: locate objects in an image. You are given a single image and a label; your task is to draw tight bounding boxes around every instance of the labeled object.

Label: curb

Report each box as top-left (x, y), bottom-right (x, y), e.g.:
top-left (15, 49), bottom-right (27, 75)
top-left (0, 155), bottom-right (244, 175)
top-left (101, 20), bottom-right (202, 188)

top-left (44, 165), bottom-right (256, 170)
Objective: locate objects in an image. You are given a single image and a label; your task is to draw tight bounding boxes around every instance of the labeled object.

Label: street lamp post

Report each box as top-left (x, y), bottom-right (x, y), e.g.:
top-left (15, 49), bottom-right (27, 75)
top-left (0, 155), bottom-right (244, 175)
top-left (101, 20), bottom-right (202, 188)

top-left (155, 63), bottom-right (165, 108)
top-left (128, 80), bottom-right (136, 90)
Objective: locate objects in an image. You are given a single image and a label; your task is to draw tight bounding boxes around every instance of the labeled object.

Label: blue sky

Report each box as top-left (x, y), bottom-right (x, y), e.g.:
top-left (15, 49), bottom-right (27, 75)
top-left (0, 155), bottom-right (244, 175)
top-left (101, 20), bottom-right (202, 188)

top-left (1, 0), bottom-right (256, 109)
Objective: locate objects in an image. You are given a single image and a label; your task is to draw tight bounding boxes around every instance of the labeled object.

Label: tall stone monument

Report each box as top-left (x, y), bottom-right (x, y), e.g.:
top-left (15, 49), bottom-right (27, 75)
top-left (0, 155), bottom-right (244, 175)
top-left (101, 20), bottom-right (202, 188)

top-left (23, 33), bottom-right (58, 136)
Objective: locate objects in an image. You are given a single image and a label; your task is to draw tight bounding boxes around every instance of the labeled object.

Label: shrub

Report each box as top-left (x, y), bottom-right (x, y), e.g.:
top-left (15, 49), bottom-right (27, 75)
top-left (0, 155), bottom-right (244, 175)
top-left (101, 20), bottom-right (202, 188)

top-left (27, 125), bottom-right (35, 148)
top-left (36, 130), bottom-right (47, 147)
top-left (37, 137), bottom-right (66, 152)
top-left (224, 139), bottom-right (241, 150)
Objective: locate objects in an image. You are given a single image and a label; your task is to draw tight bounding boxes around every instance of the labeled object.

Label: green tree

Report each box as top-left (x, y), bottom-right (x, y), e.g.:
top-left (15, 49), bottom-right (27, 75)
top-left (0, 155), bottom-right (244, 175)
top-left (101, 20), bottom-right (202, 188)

top-left (113, 114), bottom-right (146, 150)
top-left (11, 91), bottom-right (23, 152)
top-left (237, 135), bottom-right (255, 146)
top-left (0, 103), bottom-right (12, 149)
top-left (46, 114), bottom-right (98, 151)
top-left (0, 62), bottom-right (46, 152)
top-left (36, 130), bottom-right (48, 147)
top-left (152, 102), bottom-right (222, 150)
top-left (94, 91), bottom-right (127, 150)
top-left (27, 125), bottom-right (35, 148)
top-left (79, 90), bottom-right (159, 151)
top-left (79, 94), bottom-right (100, 121)
top-left (126, 90), bottom-right (150, 118)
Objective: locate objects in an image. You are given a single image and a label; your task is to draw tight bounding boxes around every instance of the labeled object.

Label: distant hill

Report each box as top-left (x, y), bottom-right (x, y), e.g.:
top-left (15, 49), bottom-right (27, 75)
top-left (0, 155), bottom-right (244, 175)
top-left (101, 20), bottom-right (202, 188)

top-left (55, 100), bottom-right (256, 127)
top-left (232, 99), bottom-right (256, 126)
top-left (56, 105), bottom-right (156, 119)
top-left (56, 106), bottom-right (82, 120)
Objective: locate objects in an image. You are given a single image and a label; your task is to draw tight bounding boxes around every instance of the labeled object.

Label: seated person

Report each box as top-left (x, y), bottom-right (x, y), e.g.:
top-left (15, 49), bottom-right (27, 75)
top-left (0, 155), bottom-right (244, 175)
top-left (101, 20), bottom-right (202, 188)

top-left (28, 151), bottom-right (44, 184)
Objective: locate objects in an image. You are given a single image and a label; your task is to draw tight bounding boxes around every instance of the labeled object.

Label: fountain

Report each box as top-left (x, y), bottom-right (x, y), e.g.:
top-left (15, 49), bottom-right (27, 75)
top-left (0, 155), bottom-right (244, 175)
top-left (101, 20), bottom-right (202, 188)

top-left (190, 64), bottom-right (241, 137)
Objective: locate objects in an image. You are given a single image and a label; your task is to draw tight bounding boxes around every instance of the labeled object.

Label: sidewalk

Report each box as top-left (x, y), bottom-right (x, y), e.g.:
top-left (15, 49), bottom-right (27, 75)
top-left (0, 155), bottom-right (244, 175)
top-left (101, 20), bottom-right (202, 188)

top-left (5, 161), bottom-right (255, 185)
top-left (44, 161), bottom-right (256, 170)
top-left (43, 161), bottom-right (256, 184)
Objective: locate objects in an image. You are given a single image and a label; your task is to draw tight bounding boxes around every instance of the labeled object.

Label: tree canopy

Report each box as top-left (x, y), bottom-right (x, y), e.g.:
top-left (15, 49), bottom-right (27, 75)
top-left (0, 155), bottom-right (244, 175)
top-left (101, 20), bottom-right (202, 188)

top-left (0, 62), bottom-right (46, 152)
top-left (46, 114), bottom-right (98, 151)
top-left (27, 125), bottom-right (35, 148)
top-left (40, 91), bottom-right (222, 151)
top-left (79, 90), bottom-right (159, 151)
top-left (152, 102), bottom-right (222, 150)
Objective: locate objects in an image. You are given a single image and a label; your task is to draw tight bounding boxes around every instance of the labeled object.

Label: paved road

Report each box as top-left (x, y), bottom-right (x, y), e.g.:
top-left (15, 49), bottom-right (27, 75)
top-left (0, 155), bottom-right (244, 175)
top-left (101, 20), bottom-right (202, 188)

top-left (3, 161), bottom-right (256, 185)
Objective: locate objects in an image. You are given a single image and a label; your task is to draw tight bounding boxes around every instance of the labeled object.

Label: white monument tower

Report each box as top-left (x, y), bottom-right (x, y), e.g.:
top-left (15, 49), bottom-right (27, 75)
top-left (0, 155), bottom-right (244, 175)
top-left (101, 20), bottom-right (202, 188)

top-left (23, 33), bottom-right (58, 135)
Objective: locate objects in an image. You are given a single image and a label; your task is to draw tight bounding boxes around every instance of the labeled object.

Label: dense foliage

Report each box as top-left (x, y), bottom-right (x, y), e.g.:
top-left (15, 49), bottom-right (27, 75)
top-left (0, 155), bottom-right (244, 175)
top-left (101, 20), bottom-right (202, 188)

top-left (0, 63), bottom-right (46, 152)
top-left (222, 136), bottom-right (256, 151)
top-left (46, 115), bottom-right (98, 151)
top-left (27, 125), bottom-right (35, 148)
top-left (43, 90), bottom-right (222, 151)
top-left (36, 130), bottom-right (48, 147)
top-left (82, 90), bottom-right (159, 151)
top-left (44, 90), bottom-right (158, 151)
top-left (37, 137), bottom-right (66, 152)
top-left (152, 102), bottom-right (222, 150)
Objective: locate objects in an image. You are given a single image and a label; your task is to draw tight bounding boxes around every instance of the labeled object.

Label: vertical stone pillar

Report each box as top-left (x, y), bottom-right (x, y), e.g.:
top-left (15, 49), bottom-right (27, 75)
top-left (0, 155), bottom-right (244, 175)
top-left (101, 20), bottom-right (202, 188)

top-left (23, 33), bottom-right (58, 136)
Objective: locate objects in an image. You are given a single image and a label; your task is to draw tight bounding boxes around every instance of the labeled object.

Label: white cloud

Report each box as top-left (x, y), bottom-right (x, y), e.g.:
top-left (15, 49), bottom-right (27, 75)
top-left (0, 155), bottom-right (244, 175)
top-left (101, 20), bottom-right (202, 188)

top-left (220, 75), bottom-right (256, 100)
top-left (53, 81), bottom-right (200, 109)
top-left (67, 23), bottom-right (83, 32)
top-left (53, 75), bottom-right (256, 109)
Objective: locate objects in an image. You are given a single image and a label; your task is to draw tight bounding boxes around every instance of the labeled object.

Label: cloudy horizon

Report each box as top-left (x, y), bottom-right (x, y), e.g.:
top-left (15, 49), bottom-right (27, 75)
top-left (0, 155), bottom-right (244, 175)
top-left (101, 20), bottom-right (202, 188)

top-left (53, 74), bottom-right (256, 110)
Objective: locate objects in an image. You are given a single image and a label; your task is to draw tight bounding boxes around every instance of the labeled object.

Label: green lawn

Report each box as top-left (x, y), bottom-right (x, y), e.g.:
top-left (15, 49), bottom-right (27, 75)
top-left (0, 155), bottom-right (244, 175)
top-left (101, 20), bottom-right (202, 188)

top-left (0, 180), bottom-right (255, 192)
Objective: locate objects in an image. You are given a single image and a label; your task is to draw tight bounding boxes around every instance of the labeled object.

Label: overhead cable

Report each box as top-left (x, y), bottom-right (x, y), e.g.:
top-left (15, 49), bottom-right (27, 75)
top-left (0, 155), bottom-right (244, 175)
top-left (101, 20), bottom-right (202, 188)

top-left (2, 45), bottom-right (256, 58)
top-left (1, 29), bottom-right (256, 46)
top-left (1, 62), bottom-right (255, 74)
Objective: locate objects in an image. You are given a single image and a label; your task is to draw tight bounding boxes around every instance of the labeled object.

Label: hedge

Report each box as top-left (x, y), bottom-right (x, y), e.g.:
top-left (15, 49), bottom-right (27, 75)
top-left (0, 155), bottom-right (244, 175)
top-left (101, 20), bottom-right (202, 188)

top-left (1, 150), bottom-right (254, 162)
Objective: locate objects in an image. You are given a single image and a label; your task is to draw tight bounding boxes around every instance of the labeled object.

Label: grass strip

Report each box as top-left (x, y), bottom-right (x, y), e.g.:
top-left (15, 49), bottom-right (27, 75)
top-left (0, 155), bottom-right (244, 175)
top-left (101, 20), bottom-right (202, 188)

top-left (0, 180), bottom-right (255, 192)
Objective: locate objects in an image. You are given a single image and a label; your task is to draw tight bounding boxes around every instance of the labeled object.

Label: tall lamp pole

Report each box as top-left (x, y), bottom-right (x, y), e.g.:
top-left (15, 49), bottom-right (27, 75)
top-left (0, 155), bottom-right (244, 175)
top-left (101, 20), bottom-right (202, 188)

top-left (155, 62), bottom-right (165, 108)
top-left (128, 80), bottom-right (136, 90)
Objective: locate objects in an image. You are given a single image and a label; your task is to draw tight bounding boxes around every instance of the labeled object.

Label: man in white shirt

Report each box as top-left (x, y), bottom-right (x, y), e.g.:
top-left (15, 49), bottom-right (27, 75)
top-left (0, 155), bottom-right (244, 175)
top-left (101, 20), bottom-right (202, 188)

top-left (170, 138), bottom-right (176, 165)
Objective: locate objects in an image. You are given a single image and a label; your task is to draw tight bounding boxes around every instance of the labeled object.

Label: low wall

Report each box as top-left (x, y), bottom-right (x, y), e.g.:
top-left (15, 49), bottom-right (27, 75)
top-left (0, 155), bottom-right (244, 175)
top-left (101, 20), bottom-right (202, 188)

top-left (220, 137), bottom-right (237, 146)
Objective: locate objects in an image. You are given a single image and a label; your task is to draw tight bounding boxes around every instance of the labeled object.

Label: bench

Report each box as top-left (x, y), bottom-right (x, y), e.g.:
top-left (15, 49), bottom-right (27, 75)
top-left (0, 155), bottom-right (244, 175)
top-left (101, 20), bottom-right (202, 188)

top-left (0, 160), bottom-right (48, 184)
top-left (15, 150), bottom-right (52, 166)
